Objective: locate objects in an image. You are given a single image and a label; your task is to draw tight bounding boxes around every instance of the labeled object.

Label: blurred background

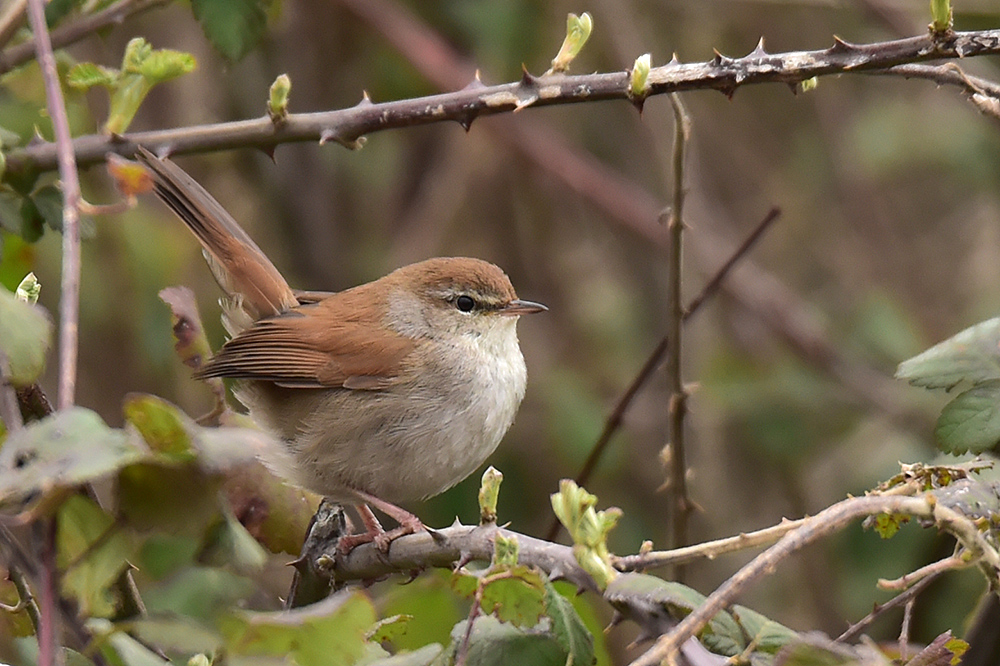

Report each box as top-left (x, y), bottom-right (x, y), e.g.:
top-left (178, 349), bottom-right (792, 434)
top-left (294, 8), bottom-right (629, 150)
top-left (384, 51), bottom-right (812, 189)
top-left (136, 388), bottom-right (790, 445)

top-left (3, 0), bottom-right (1000, 661)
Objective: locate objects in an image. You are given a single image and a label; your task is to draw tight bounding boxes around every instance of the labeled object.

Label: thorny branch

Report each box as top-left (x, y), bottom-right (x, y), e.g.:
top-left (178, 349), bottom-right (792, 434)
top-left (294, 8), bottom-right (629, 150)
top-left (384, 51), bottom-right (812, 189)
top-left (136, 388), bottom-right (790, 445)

top-left (7, 28), bottom-right (1000, 175)
top-left (629, 491), bottom-right (1000, 666)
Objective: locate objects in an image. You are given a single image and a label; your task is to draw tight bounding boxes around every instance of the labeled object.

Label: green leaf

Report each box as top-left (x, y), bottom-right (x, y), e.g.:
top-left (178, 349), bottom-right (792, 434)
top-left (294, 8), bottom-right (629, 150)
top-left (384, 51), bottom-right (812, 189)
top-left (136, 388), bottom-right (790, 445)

top-left (221, 590), bottom-right (376, 666)
top-left (0, 285), bottom-right (52, 387)
top-left (896, 318), bottom-right (1000, 390)
top-left (364, 643), bottom-right (442, 666)
top-left (106, 75), bottom-right (152, 135)
top-left (66, 63), bottom-right (120, 90)
top-left (199, 507), bottom-right (269, 574)
top-left (32, 185), bottom-right (64, 231)
top-left (191, 0), bottom-right (267, 62)
top-left (439, 616), bottom-right (567, 666)
top-left (0, 408), bottom-right (140, 509)
top-left (604, 573), bottom-right (744, 657)
top-left (123, 394), bottom-right (196, 462)
top-left (18, 196), bottom-right (44, 241)
top-left (143, 566), bottom-right (255, 621)
top-left (57, 495), bottom-right (134, 617)
top-left (136, 50), bottom-right (197, 84)
top-left (0, 191), bottom-right (25, 235)
top-left (129, 617), bottom-right (224, 655)
top-left (90, 619), bottom-right (172, 666)
top-left (934, 379), bottom-right (1000, 454)
top-left (44, 0), bottom-right (80, 26)
top-left (543, 581), bottom-right (595, 665)
top-left (117, 462), bottom-right (221, 536)
top-left (366, 614), bottom-right (412, 645)
top-left (930, 0), bottom-right (952, 32)
top-left (453, 566), bottom-right (546, 628)
top-left (731, 606), bottom-right (798, 654)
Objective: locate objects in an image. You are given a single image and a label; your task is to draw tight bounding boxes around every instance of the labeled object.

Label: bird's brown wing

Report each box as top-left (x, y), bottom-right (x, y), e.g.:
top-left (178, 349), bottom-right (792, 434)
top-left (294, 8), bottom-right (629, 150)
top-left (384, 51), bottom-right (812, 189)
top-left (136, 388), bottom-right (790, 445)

top-left (196, 289), bottom-right (415, 390)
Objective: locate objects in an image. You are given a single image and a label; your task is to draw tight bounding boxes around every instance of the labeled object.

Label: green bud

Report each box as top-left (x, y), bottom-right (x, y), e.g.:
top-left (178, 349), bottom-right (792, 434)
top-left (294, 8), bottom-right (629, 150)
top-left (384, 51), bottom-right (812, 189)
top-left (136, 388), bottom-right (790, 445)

top-left (268, 73), bottom-right (292, 123)
top-left (187, 655), bottom-right (212, 666)
top-left (478, 465), bottom-right (503, 524)
top-left (930, 0), bottom-right (952, 32)
top-left (493, 533), bottom-right (519, 567)
top-left (630, 53), bottom-right (651, 99)
top-left (16, 273), bottom-right (40, 305)
top-left (799, 77), bottom-right (819, 93)
top-left (550, 12), bottom-right (593, 74)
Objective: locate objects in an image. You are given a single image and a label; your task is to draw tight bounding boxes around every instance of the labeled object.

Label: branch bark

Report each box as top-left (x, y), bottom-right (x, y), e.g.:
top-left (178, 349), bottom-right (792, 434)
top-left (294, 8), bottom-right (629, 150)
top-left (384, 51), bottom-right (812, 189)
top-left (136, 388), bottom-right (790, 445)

top-left (7, 28), bottom-right (1000, 176)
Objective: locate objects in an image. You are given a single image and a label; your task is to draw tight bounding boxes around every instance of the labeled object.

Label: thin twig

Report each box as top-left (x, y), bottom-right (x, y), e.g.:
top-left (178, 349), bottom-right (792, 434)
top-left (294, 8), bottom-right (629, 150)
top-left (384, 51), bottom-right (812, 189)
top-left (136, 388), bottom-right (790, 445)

top-left (875, 62), bottom-right (1000, 121)
top-left (543, 208), bottom-right (781, 542)
top-left (664, 93), bottom-right (692, 579)
top-left (0, 0), bottom-right (165, 75)
top-left (24, 0), bottom-right (82, 410)
top-left (899, 593), bottom-right (914, 662)
top-left (836, 569), bottom-right (939, 642)
top-left (878, 553), bottom-right (969, 590)
top-left (613, 515), bottom-right (806, 572)
top-left (8, 566), bottom-right (41, 633)
top-left (683, 207), bottom-right (781, 316)
top-left (628, 494), bottom-right (1000, 666)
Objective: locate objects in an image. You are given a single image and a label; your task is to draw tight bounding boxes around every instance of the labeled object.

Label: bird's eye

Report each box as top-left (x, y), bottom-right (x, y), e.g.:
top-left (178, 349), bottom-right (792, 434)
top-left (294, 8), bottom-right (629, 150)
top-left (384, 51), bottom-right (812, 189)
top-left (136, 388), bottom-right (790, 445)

top-left (456, 295), bottom-right (476, 312)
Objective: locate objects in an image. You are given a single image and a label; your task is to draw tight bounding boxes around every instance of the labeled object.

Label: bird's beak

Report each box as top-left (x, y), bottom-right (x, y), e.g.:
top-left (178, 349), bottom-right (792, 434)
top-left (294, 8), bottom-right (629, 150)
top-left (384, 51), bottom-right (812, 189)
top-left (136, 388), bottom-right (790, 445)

top-left (500, 299), bottom-right (548, 317)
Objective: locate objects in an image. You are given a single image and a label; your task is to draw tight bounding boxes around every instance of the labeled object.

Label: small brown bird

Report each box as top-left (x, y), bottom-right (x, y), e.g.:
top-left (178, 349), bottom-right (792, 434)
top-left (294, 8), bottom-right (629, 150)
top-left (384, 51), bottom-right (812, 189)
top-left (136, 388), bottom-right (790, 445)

top-left (136, 148), bottom-right (545, 551)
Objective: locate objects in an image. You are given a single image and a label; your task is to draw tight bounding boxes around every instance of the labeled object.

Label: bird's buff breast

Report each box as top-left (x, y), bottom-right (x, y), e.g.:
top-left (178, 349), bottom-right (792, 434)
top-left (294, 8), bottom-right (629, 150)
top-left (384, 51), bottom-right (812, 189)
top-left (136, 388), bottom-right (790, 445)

top-left (239, 328), bottom-right (527, 504)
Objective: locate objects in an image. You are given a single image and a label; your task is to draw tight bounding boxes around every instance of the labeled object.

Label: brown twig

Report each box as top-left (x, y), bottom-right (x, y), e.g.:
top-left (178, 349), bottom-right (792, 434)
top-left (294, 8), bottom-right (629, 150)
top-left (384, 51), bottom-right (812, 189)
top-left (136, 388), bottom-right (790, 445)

top-left (876, 62), bottom-right (1000, 121)
top-left (836, 568), bottom-right (940, 643)
top-left (0, 0), bottom-right (166, 75)
top-left (663, 93), bottom-right (691, 579)
top-left (543, 208), bottom-right (781, 542)
top-left (613, 514), bottom-right (805, 572)
top-left (24, 0), bottom-right (82, 410)
top-left (35, 520), bottom-right (60, 666)
top-left (10, 29), bottom-right (1000, 176)
top-left (628, 494), bottom-right (1000, 666)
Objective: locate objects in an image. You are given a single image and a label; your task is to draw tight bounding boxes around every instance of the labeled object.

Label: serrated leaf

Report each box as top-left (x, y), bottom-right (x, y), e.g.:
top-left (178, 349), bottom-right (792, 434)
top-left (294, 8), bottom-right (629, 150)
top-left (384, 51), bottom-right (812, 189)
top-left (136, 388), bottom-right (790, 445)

top-left (66, 62), bottom-right (120, 90)
top-left (896, 318), bottom-right (1000, 390)
top-left (543, 580), bottom-right (595, 665)
top-left (366, 614), bottom-right (412, 645)
top-left (441, 616), bottom-right (567, 666)
top-left (123, 394), bottom-right (195, 462)
top-left (0, 285), bottom-right (52, 387)
top-left (872, 512), bottom-right (908, 539)
top-left (137, 50), bottom-right (197, 83)
top-left (0, 408), bottom-right (141, 509)
top-left (106, 75), bottom-right (152, 135)
top-left (57, 495), bottom-right (134, 617)
top-left (453, 566), bottom-right (546, 627)
top-left (934, 380), bottom-right (1000, 454)
top-left (220, 590), bottom-right (376, 666)
top-left (191, 0), bottom-right (267, 62)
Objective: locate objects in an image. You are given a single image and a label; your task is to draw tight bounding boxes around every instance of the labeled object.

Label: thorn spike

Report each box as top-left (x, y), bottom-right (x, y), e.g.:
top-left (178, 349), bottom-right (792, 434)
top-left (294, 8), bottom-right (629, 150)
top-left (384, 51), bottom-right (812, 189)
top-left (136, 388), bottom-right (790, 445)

top-left (319, 129), bottom-right (336, 146)
top-left (520, 64), bottom-right (538, 87)
top-left (751, 37), bottom-right (768, 56)
top-left (669, 52), bottom-right (680, 65)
